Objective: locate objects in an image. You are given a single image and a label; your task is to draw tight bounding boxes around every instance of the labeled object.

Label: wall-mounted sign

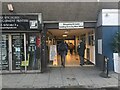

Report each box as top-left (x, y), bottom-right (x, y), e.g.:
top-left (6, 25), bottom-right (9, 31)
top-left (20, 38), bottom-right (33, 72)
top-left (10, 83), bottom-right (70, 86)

top-left (0, 14), bottom-right (42, 30)
top-left (59, 22), bottom-right (84, 29)
top-left (98, 39), bottom-right (102, 54)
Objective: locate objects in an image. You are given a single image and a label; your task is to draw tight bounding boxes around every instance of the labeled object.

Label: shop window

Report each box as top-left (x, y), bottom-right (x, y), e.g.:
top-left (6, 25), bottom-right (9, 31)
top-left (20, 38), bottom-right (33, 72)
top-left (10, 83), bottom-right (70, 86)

top-left (1, 35), bottom-right (9, 70)
top-left (88, 33), bottom-right (94, 46)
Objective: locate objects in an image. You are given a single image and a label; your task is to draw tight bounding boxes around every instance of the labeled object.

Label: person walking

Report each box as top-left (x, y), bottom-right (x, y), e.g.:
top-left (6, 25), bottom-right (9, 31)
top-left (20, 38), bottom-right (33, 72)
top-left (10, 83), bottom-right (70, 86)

top-left (69, 43), bottom-right (74, 55)
top-left (58, 40), bottom-right (68, 67)
top-left (77, 40), bottom-right (86, 66)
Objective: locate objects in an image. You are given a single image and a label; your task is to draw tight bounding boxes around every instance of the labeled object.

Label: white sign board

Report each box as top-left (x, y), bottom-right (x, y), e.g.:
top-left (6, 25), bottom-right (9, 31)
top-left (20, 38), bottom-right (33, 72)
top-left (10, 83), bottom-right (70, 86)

top-left (30, 20), bottom-right (38, 29)
top-left (59, 22), bottom-right (84, 29)
top-left (49, 45), bottom-right (57, 61)
top-left (98, 39), bottom-right (102, 54)
top-left (113, 53), bottom-right (120, 73)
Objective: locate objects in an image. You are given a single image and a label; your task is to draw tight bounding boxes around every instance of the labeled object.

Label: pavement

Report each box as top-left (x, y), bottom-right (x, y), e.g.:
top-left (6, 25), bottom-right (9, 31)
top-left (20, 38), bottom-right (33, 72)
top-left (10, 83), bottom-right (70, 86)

top-left (1, 66), bottom-right (119, 89)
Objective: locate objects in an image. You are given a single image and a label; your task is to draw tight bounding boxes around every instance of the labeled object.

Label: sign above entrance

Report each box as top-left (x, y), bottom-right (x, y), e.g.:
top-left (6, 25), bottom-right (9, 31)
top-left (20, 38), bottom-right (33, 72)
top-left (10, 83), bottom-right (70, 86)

top-left (59, 22), bottom-right (84, 29)
top-left (0, 13), bottom-right (42, 30)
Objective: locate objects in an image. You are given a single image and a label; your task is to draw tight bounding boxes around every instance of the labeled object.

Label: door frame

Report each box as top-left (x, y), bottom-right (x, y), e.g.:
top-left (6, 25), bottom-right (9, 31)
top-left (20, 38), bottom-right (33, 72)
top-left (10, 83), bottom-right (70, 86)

top-left (9, 33), bottom-right (26, 73)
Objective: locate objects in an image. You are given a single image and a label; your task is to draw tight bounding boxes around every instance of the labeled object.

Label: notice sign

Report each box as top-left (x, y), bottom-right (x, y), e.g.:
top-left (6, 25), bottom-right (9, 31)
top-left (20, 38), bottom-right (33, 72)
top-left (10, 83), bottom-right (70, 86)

top-left (59, 22), bottom-right (84, 29)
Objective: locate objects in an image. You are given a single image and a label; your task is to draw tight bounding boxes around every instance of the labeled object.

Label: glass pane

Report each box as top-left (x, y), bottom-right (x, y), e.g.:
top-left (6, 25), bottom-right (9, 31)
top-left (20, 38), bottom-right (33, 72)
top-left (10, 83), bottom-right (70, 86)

top-left (0, 35), bottom-right (9, 70)
top-left (27, 35), bottom-right (39, 70)
top-left (12, 35), bottom-right (24, 70)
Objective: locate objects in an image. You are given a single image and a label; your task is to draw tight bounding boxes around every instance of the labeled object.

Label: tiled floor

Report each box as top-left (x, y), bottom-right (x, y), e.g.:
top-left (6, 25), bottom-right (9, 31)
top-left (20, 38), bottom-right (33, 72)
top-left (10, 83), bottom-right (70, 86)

top-left (49, 51), bottom-right (93, 67)
top-left (49, 51), bottom-right (81, 67)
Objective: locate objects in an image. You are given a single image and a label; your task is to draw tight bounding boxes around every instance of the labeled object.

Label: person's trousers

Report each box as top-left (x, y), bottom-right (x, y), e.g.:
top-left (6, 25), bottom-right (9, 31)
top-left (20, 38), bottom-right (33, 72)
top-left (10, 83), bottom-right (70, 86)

top-left (80, 55), bottom-right (84, 65)
top-left (61, 54), bottom-right (66, 67)
top-left (70, 49), bottom-right (73, 54)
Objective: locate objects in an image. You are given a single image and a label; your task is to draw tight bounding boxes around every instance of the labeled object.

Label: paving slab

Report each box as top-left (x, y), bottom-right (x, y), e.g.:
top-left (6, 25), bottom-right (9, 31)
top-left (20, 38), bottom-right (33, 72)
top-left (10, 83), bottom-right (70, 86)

top-left (2, 66), bottom-right (119, 89)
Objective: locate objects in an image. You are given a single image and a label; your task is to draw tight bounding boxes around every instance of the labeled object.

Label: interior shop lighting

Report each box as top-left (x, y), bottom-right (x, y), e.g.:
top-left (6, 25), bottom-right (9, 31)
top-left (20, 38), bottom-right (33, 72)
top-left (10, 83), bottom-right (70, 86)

top-left (7, 4), bottom-right (14, 12)
top-left (62, 34), bottom-right (67, 37)
top-left (97, 0), bottom-right (100, 2)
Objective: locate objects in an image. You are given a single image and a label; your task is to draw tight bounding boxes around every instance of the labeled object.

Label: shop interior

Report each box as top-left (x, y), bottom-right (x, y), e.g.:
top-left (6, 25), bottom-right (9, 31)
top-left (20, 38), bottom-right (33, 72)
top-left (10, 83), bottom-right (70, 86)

top-left (46, 28), bottom-right (95, 67)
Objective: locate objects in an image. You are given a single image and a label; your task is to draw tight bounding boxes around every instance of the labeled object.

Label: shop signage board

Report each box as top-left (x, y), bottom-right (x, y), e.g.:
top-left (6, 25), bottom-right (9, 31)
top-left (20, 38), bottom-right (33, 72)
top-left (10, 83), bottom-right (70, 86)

top-left (59, 22), bottom-right (84, 29)
top-left (0, 13), bottom-right (42, 30)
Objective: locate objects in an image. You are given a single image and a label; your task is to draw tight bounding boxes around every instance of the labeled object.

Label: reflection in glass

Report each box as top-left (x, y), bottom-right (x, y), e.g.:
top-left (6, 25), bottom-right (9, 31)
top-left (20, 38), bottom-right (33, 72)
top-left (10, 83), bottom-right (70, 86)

top-left (12, 35), bottom-right (24, 70)
top-left (27, 36), bottom-right (38, 70)
top-left (1, 35), bottom-right (9, 70)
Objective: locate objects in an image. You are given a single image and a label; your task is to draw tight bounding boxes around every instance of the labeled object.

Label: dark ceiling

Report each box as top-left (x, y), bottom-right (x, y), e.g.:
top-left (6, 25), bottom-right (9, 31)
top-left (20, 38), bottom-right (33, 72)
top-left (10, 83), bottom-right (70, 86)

top-left (2, 2), bottom-right (118, 21)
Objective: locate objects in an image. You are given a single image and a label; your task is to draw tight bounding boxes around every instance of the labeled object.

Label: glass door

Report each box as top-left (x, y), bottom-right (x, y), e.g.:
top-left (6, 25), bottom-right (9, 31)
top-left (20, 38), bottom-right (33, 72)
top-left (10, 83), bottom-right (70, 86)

top-left (27, 36), bottom-right (37, 70)
top-left (11, 34), bottom-right (25, 71)
top-left (27, 34), bottom-right (41, 72)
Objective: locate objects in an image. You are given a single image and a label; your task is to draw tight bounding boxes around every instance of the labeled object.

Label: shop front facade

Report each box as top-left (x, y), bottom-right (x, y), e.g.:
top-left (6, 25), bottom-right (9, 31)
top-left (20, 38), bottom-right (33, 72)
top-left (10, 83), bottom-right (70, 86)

top-left (1, 13), bottom-right (43, 73)
top-left (1, 2), bottom-right (119, 73)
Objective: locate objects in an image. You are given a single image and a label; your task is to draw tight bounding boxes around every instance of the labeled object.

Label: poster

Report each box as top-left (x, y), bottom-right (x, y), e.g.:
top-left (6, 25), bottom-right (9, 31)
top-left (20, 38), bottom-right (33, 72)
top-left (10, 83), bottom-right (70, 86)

top-left (49, 45), bottom-right (57, 61)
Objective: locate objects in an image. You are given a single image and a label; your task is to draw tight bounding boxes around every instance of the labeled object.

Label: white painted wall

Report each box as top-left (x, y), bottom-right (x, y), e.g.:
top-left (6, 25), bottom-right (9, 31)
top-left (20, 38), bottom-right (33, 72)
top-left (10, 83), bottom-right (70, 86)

top-left (102, 9), bottom-right (118, 26)
top-left (97, 9), bottom-right (119, 26)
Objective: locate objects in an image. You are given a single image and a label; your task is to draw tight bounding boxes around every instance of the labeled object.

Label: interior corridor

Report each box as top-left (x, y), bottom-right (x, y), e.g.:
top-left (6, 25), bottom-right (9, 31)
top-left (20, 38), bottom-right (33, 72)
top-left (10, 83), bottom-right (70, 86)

top-left (48, 50), bottom-right (94, 67)
top-left (47, 29), bottom-right (95, 67)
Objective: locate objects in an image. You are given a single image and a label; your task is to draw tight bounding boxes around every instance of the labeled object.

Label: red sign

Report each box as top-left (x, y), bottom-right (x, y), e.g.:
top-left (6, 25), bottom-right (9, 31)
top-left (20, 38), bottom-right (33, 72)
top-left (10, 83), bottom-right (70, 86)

top-left (36, 36), bottom-right (41, 47)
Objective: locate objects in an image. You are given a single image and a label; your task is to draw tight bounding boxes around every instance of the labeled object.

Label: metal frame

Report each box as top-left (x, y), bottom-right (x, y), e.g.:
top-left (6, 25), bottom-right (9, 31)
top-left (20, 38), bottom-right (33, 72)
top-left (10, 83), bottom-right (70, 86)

top-left (8, 34), bottom-right (12, 72)
top-left (24, 33), bottom-right (27, 72)
top-left (9, 33), bottom-right (26, 72)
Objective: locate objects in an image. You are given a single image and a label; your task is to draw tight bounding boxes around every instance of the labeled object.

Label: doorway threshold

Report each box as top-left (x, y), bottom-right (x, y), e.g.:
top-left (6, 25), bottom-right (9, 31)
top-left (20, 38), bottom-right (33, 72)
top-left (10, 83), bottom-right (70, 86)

top-left (1, 70), bottom-right (41, 74)
top-left (48, 65), bottom-right (94, 68)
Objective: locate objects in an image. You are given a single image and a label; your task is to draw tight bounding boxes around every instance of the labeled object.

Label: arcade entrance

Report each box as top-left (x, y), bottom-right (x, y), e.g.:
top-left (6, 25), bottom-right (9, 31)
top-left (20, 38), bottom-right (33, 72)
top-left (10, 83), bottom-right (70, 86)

top-left (46, 28), bottom-right (96, 67)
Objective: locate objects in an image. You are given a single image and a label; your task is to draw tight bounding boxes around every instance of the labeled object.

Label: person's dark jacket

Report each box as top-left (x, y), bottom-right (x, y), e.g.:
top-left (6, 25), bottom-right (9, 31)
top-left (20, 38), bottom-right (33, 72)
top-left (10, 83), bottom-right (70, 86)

top-left (58, 42), bottom-right (68, 55)
top-left (77, 42), bottom-right (86, 57)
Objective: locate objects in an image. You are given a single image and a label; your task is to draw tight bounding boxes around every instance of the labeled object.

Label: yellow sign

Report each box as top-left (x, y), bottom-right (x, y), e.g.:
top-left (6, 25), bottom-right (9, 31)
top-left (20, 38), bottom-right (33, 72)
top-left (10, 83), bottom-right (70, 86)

top-left (21, 54), bottom-right (30, 66)
top-left (53, 55), bottom-right (58, 66)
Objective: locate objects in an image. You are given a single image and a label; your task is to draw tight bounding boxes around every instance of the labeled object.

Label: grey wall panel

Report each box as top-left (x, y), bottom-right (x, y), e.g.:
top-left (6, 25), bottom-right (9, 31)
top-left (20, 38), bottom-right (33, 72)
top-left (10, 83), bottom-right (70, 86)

top-left (2, 2), bottom-right (118, 21)
top-left (84, 22), bottom-right (96, 28)
top-left (44, 22), bottom-right (96, 29)
top-left (95, 27), bottom-right (103, 70)
top-left (44, 23), bottom-right (58, 29)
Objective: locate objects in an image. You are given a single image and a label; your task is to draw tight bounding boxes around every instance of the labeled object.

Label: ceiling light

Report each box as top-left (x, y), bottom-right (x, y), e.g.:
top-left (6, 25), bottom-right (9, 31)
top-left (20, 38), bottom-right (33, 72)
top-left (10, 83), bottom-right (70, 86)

top-left (97, 0), bottom-right (100, 2)
top-left (7, 4), bottom-right (14, 12)
top-left (62, 34), bottom-right (67, 37)
top-left (65, 31), bottom-right (68, 34)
